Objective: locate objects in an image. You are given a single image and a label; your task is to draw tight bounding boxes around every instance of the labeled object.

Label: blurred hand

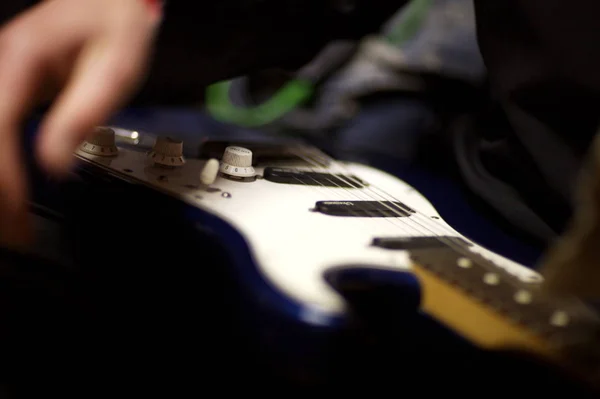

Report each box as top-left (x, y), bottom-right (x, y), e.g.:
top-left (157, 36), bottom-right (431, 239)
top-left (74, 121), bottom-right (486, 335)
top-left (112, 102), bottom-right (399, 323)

top-left (0, 0), bottom-right (159, 248)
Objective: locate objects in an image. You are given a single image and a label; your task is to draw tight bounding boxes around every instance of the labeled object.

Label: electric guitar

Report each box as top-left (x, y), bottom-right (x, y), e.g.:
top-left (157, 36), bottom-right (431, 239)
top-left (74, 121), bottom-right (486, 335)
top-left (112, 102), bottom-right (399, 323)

top-left (45, 125), bottom-right (569, 367)
top-left (22, 117), bottom-right (600, 392)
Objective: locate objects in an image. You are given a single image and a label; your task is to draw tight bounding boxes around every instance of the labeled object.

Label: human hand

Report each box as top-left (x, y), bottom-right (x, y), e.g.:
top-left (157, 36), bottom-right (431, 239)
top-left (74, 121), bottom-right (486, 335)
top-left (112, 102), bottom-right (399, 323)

top-left (0, 0), bottom-right (160, 248)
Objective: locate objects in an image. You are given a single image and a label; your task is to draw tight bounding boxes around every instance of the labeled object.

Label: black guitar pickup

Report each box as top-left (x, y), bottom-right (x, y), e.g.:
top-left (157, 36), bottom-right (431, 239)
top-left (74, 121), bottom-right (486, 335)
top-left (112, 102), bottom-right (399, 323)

top-left (314, 201), bottom-right (415, 217)
top-left (372, 236), bottom-right (473, 250)
top-left (264, 167), bottom-right (367, 188)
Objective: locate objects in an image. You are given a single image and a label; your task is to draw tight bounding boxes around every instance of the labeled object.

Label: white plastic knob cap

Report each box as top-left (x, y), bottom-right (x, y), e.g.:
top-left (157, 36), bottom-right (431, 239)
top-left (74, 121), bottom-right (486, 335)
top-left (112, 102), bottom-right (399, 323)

top-left (149, 136), bottom-right (185, 167)
top-left (79, 127), bottom-right (118, 157)
top-left (222, 146), bottom-right (253, 168)
top-left (219, 146), bottom-right (256, 179)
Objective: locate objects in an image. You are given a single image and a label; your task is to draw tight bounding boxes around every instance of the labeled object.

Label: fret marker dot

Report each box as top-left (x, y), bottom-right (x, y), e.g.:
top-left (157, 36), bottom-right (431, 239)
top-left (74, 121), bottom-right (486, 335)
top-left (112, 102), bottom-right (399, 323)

top-left (457, 257), bottom-right (472, 268)
top-left (550, 311), bottom-right (570, 327)
top-left (514, 290), bottom-right (533, 304)
top-left (483, 273), bottom-right (500, 285)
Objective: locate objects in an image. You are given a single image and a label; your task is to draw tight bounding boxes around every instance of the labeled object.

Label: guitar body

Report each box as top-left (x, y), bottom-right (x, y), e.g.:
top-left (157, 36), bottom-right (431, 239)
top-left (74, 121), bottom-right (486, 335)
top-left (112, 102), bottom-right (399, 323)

top-left (21, 117), bottom-right (547, 388)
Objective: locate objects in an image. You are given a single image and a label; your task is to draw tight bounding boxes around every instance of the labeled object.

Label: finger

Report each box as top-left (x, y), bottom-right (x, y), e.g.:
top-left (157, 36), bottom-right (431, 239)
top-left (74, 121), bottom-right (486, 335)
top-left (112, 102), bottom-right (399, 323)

top-left (36, 24), bottom-right (153, 176)
top-left (0, 124), bottom-right (31, 250)
top-left (0, 36), bottom-right (46, 248)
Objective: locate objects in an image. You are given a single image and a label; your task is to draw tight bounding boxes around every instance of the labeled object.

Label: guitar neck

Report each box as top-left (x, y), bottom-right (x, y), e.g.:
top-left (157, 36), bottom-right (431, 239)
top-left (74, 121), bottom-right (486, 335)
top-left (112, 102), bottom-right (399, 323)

top-left (407, 244), bottom-right (600, 389)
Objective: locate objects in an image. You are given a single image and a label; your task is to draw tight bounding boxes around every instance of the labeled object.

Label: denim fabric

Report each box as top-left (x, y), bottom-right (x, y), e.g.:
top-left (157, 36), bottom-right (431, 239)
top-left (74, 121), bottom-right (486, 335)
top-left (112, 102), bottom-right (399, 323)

top-left (282, 0), bottom-right (484, 133)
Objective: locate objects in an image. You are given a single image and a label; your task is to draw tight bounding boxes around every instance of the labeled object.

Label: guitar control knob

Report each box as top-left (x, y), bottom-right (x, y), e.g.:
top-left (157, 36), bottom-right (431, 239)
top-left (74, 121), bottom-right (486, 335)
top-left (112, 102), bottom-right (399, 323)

top-left (219, 146), bottom-right (256, 182)
top-left (200, 158), bottom-right (220, 186)
top-left (148, 136), bottom-right (185, 167)
top-left (79, 127), bottom-right (118, 157)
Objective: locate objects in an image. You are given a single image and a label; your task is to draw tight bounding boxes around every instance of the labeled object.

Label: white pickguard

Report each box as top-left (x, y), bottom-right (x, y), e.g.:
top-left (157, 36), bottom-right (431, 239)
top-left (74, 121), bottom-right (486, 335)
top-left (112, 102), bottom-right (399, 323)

top-left (75, 128), bottom-right (543, 321)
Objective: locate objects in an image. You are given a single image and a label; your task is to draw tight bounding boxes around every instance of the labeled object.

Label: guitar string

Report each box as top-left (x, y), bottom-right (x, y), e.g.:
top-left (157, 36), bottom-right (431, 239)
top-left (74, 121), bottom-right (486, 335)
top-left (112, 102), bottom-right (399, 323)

top-left (324, 158), bottom-right (534, 277)
top-left (300, 165), bottom-right (421, 233)
top-left (292, 148), bottom-right (478, 249)
top-left (289, 146), bottom-right (476, 238)
top-left (322, 152), bottom-right (488, 239)
top-left (275, 153), bottom-right (418, 233)
top-left (289, 146), bottom-right (540, 284)
top-left (287, 168), bottom-right (382, 232)
top-left (289, 146), bottom-right (469, 237)
top-left (282, 157), bottom-right (422, 248)
top-left (286, 150), bottom-right (438, 236)
top-left (299, 148), bottom-right (539, 283)
top-left (298, 145), bottom-right (487, 238)
top-left (289, 146), bottom-right (441, 234)
top-left (270, 157), bottom-right (385, 225)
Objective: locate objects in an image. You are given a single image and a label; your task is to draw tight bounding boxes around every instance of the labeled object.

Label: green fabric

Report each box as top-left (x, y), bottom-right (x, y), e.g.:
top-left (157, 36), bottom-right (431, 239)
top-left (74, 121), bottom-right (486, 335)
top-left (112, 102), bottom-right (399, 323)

top-left (205, 79), bottom-right (313, 127)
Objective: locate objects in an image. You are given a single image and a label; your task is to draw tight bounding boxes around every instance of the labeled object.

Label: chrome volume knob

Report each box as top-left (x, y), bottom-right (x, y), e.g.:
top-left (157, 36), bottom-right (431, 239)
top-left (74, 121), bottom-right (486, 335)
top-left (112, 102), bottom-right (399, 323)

top-left (148, 136), bottom-right (185, 167)
top-left (219, 146), bottom-right (256, 182)
top-left (79, 127), bottom-right (118, 157)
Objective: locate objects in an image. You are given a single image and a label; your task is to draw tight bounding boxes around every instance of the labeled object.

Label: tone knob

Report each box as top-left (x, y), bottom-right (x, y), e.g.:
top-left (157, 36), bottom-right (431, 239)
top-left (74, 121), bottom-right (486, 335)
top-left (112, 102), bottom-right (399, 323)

top-left (219, 146), bottom-right (256, 182)
top-left (148, 136), bottom-right (185, 167)
top-left (79, 127), bottom-right (118, 157)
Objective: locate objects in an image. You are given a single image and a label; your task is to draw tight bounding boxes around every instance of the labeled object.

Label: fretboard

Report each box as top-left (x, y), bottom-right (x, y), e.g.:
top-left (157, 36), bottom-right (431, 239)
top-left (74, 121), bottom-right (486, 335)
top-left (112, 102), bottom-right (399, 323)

top-left (408, 245), bottom-right (600, 385)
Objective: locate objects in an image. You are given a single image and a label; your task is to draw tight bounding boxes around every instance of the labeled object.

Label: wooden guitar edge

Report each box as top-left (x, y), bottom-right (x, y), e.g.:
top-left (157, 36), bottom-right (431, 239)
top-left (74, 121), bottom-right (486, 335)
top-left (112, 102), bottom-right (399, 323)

top-left (410, 264), bottom-right (556, 358)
